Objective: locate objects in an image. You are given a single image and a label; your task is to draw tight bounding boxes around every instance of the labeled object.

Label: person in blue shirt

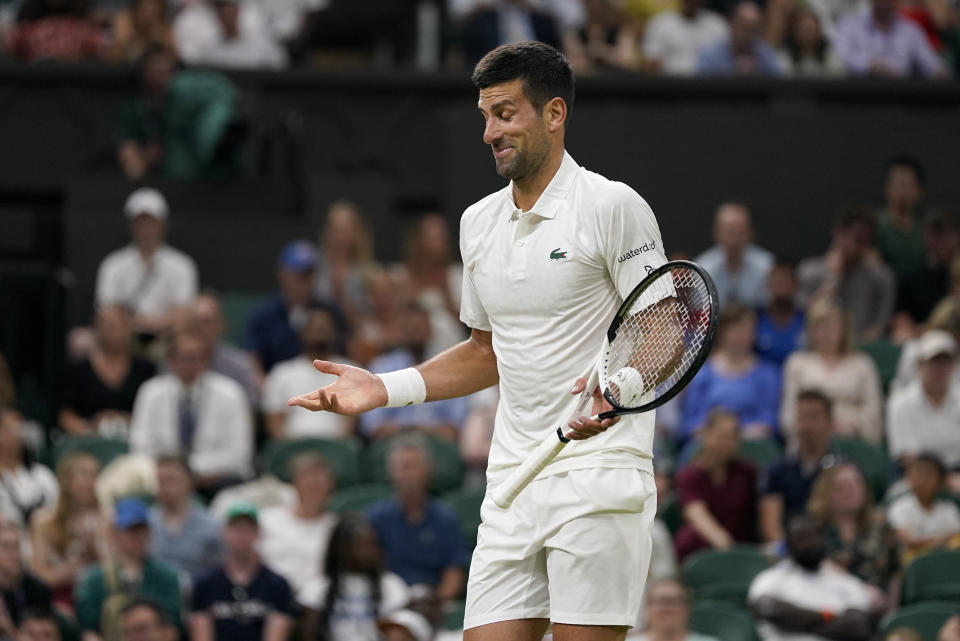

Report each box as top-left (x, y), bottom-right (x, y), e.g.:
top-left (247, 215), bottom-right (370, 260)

top-left (366, 437), bottom-right (468, 604)
top-left (755, 263), bottom-right (805, 368)
top-left (680, 303), bottom-right (781, 443)
top-left (698, 1), bottom-right (783, 75)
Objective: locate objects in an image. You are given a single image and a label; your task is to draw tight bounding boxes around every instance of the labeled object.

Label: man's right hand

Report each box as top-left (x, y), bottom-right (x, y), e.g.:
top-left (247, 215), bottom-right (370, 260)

top-left (287, 360), bottom-right (388, 415)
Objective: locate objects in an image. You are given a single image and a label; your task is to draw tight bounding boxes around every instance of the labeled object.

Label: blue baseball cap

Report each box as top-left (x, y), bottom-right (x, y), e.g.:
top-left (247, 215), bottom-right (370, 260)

top-left (114, 498), bottom-right (150, 529)
top-left (278, 240), bottom-right (318, 272)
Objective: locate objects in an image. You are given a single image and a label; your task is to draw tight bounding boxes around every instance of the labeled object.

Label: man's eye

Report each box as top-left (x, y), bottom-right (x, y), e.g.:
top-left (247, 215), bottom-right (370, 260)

top-left (501, 113), bottom-right (513, 122)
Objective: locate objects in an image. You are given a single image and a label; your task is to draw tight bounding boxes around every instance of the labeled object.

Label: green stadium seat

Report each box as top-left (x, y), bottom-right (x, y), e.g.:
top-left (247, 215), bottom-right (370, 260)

top-left (860, 339), bottom-right (901, 393)
top-left (879, 602), bottom-right (957, 641)
top-left (441, 487), bottom-right (485, 552)
top-left (737, 438), bottom-right (782, 470)
top-left (53, 436), bottom-right (129, 468)
top-left (830, 436), bottom-right (891, 501)
top-left (690, 602), bottom-right (759, 641)
top-left (219, 291), bottom-right (264, 348)
top-left (443, 599), bottom-right (466, 630)
top-left (683, 547), bottom-right (770, 604)
top-left (262, 438), bottom-right (361, 487)
top-left (659, 497), bottom-right (683, 536)
top-left (902, 550), bottom-right (960, 605)
top-left (54, 608), bottom-right (81, 641)
top-left (328, 483), bottom-right (393, 513)
top-left (364, 434), bottom-right (464, 495)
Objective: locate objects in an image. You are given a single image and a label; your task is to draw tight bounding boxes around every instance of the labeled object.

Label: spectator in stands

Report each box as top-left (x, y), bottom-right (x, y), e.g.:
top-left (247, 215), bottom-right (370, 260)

top-left (749, 515), bottom-right (879, 641)
top-left (941, 614), bottom-right (960, 641)
top-left (246, 240), bottom-right (330, 375)
top-left (894, 297), bottom-right (960, 390)
top-left (95, 189), bottom-right (198, 341)
top-left (679, 304), bottom-right (780, 442)
top-left (188, 293), bottom-right (260, 406)
top-left (315, 200), bottom-right (376, 324)
top-left (75, 498), bottom-right (181, 641)
top-left (698, 1), bottom-right (782, 74)
top-left (755, 263), bottom-right (805, 368)
top-left (759, 390), bottom-right (834, 544)
top-left (4, 0), bottom-right (105, 61)
top-left (30, 452), bottom-right (103, 608)
top-left (627, 578), bottom-right (719, 641)
top-left (675, 409), bottom-right (757, 559)
top-left (806, 462), bottom-right (900, 593)
top-left (797, 206), bottom-right (896, 342)
top-left (779, 300), bottom-right (882, 445)
top-left (887, 330), bottom-right (960, 471)
top-left (694, 202), bottom-right (774, 308)
top-left (300, 513), bottom-right (411, 641)
top-left (361, 303), bottom-right (468, 442)
top-left (190, 502), bottom-right (294, 641)
top-left (262, 304), bottom-right (356, 440)
top-left (777, 8), bottom-right (844, 76)
top-left (367, 438), bottom-right (468, 603)
top-left (896, 212), bottom-right (959, 324)
top-left (173, 0), bottom-right (287, 69)
top-left (130, 330), bottom-right (253, 496)
top-left (249, 0), bottom-right (324, 51)
top-left (117, 46), bottom-right (244, 180)
top-left (565, 0), bottom-right (640, 72)
top-left (148, 455), bottom-right (222, 584)
top-left (258, 452), bottom-right (338, 596)
top-left (0, 408), bottom-right (57, 528)
top-left (0, 523), bottom-right (52, 635)
top-left (887, 454), bottom-right (960, 562)
top-left (378, 609), bottom-right (434, 641)
top-left (642, 0), bottom-right (728, 75)
top-left (351, 269), bottom-right (407, 366)
top-left (834, 0), bottom-right (945, 76)
top-left (16, 609), bottom-right (61, 641)
top-left (119, 599), bottom-right (177, 641)
top-left (876, 155), bottom-right (929, 289)
top-left (61, 306), bottom-right (156, 438)
top-left (109, 0), bottom-right (175, 62)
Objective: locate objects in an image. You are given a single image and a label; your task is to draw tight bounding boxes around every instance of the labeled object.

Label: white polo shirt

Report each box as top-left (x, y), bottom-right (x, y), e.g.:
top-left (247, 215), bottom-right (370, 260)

top-left (95, 244), bottom-right (198, 318)
top-left (886, 380), bottom-right (960, 468)
top-left (459, 151), bottom-right (666, 484)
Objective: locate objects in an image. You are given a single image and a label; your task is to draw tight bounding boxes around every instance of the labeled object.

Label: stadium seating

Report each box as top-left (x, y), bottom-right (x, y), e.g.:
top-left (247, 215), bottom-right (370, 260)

top-left (690, 601), bottom-right (759, 641)
top-left (860, 340), bottom-right (901, 393)
top-left (902, 550), bottom-right (960, 605)
top-left (659, 498), bottom-right (683, 536)
top-left (683, 547), bottom-right (770, 604)
top-left (830, 436), bottom-right (890, 500)
top-left (261, 438), bottom-right (362, 487)
top-left (364, 435), bottom-right (464, 494)
top-left (737, 438), bottom-right (783, 470)
top-left (879, 602), bottom-right (957, 641)
top-left (219, 291), bottom-right (262, 347)
top-left (443, 599), bottom-right (467, 631)
top-left (328, 483), bottom-right (393, 513)
top-left (440, 486), bottom-right (485, 552)
top-left (51, 436), bottom-right (129, 468)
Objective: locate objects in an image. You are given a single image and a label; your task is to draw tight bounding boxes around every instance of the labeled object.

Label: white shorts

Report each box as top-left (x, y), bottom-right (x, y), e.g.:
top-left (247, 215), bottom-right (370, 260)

top-left (463, 466), bottom-right (657, 630)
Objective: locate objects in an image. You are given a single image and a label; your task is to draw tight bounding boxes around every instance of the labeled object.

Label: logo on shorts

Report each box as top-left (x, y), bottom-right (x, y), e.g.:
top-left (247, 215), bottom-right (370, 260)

top-left (617, 241), bottom-right (656, 264)
top-left (550, 248), bottom-right (568, 260)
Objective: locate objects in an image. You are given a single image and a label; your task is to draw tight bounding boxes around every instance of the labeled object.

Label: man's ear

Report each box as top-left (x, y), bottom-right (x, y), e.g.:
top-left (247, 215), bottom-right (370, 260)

top-left (543, 97), bottom-right (567, 133)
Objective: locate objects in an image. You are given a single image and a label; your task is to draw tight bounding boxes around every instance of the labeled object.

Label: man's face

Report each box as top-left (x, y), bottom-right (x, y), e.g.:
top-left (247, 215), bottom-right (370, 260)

top-left (143, 53), bottom-right (175, 97)
top-left (731, 3), bottom-right (762, 47)
top-left (907, 460), bottom-right (943, 504)
top-left (301, 310), bottom-right (336, 357)
top-left (155, 462), bottom-right (192, 508)
top-left (121, 607), bottom-right (167, 641)
top-left (402, 309), bottom-right (432, 350)
top-left (169, 337), bottom-right (208, 384)
top-left (768, 265), bottom-right (796, 303)
top-left (116, 524), bottom-right (151, 560)
top-left (835, 221), bottom-right (872, 262)
top-left (786, 518), bottom-right (826, 571)
top-left (645, 581), bottom-right (690, 633)
top-left (0, 527), bottom-right (23, 580)
top-left (192, 297), bottom-right (224, 347)
top-left (293, 465), bottom-right (334, 508)
top-left (18, 619), bottom-right (60, 641)
top-left (714, 205), bottom-right (751, 252)
top-left (478, 78), bottom-right (553, 182)
top-left (885, 165), bottom-right (921, 211)
top-left (926, 226), bottom-right (960, 265)
top-left (129, 215), bottom-right (165, 250)
top-left (702, 416), bottom-right (740, 462)
top-left (214, 1), bottom-right (240, 36)
top-left (920, 354), bottom-right (956, 395)
top-left (388, 447), bottom-right (431, 496)
top-left (795, 398), bottom-right (831, 447)
top-left (278, 268), bottom-right (314, 307)
top-left (222, 518), bottom-right (259, 555)
top-left (95, 306), bottom-right (134, 350)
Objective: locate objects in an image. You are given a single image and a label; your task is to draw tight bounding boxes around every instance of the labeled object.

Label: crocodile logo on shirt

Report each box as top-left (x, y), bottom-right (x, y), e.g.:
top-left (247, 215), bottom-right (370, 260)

top-left (550, 248), bottom-right (568, 260)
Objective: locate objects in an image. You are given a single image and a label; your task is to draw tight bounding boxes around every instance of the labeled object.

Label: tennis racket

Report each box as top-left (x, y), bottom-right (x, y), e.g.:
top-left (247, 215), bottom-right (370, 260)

top-left (490, 260), bottom-right (718, 509)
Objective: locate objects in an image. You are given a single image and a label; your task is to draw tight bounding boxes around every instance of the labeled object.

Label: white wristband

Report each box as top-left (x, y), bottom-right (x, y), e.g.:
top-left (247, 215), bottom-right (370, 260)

top-left (378, 368), bottom-right (427, 408)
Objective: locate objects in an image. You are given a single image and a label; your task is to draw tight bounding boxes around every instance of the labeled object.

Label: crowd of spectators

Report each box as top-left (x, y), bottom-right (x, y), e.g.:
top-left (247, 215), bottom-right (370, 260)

top-left (1, 148), bottom-right (960, 641)
top-left (0, 0), bottom-right (957, 77)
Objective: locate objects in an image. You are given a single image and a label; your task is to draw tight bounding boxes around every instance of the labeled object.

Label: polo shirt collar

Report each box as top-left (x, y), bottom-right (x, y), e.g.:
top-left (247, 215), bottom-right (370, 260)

top-left (507, 150), bottom-right (580, 220)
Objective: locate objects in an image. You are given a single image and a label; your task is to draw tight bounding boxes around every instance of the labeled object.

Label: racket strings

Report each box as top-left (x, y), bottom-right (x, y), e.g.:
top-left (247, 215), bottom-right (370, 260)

top-left (604, 268), bottom-right (714, 408)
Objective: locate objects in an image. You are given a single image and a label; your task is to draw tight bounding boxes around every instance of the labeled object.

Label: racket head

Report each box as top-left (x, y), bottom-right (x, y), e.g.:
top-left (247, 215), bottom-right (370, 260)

top-left (599, 260), bottom-right (718, 415)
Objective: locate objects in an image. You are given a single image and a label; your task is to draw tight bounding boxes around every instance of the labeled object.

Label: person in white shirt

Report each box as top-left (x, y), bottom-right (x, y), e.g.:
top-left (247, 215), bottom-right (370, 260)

top-left (642, 0), bottom-right (729, 75)
top-left (290, 42), bottom-right (664, 641)
top-left (262, 304), bottom-right (356, 440)
top-left (0, 408), bottom-right (57, 529)
top-left (174, 0), bottom-right (287, 69)
top-left (749, 515), bottom-right (880, 641)
top-left (258, 452), bottom-right (338, 596)
top-left (130, 331), bottom-right (253, 496)
top-left (95, 187), bottom-right (198, 338)
top-left (887, 454), bottom-right (960, 563)
top-left (694, 202), bottom-right (775, 308)
top-left (886, 330), bottom-right (960, 471)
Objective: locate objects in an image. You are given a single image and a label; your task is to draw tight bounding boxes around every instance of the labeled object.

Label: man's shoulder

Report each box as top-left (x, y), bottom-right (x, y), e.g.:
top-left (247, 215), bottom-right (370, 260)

top-left (158, 245), bottom-right (197, 271)
top-left (577, 169), bottom-right (648, 211)
top-left (137, 373), bottom-right (175, 398)
top-left (461, 186), bottom-right (511, 227)
top-left (193, 565), bottom-right (228, 591)
top-left (203, 370), bottom-right (248, 400)
top-left (888, 379), bottom-right (924, 411)
top-left (99, 245), bottom-right (136, 270)
top-left (426, 500), bottom-right (460, 527)
top-left (366, 497), bottom-right (401, 522)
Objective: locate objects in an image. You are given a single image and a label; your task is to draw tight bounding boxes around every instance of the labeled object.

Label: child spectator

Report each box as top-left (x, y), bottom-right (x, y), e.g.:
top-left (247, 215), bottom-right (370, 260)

top-left (887, 454), bottom-right (960, 563)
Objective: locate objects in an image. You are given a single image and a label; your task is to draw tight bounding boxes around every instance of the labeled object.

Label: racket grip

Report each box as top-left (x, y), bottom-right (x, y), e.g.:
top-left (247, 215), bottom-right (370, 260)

top-left (491, 434), bottom-right (568, 508)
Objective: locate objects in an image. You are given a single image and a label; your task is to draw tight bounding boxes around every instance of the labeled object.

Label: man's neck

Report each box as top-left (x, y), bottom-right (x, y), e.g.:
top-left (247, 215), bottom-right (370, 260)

top-left (225, 553), bottom-right (260, 584)
top-left (798, 443), bottom-right (827, 465)
top-left (295, 503), bottom-right (325, 520)
top-left (136, 244), bottom-right (159, 261)
top-left (725, 246), bottom-right (745, 272)
top-left (162, 499), bottom-right (192, 524)
top-left (512, 147), bottom-right (564, 213)
top-left (399, 492), bottom-right (428, 522)
top-left (767, 299), bottom-right (796, 323)
top-left (116, 554), bottom-right (145, 577)
top-left (923, 383), bottom-right (948, 407)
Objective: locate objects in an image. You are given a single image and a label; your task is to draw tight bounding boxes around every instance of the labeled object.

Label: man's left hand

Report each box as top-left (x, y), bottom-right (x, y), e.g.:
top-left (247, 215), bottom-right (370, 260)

top-left (564, 377), bottom-right (620, 440)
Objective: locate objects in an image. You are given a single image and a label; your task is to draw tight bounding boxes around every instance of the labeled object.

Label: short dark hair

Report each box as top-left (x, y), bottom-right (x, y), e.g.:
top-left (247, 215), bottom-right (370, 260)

top-left (834, 205), bottom-right (876, 232)
top-left (121, 598), bottom-right (171, 626)
top-left (19, 609), bottom-right (60, 635)
top-left (912, 453), bottom-right (947, 479)
top-left (885, 154), bottom-right (925, 186)
top-left (155, 454), bottom-right (191, 475)
top-left (797, 389), bottom-right (833, 417)
top-left (472, 41), bottom-right (575, 116)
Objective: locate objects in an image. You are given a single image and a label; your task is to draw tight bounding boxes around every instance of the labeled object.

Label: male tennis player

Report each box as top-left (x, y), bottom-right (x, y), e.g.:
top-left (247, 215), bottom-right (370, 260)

top-left (289, 41), bottom-right (668, 641)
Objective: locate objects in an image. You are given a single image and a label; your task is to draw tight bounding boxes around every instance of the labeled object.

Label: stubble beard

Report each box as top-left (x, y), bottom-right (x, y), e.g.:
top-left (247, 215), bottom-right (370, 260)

top-left (495, 126), bottom-right (552, 184)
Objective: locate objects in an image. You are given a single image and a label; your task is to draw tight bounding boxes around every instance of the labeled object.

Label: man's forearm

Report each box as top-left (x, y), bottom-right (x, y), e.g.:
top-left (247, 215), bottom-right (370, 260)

top-left (418, 330), bottom-right (498, 401)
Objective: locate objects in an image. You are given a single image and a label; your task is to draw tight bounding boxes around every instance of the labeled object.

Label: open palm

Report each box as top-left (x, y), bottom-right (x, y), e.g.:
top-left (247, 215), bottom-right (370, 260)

top-left (287, 360), bottom-right (387, 416)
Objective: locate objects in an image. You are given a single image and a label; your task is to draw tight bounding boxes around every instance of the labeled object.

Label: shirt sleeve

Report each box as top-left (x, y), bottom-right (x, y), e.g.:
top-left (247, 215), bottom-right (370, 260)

top-left (269, 574), bottom-right (295, 616)
top-left (191, 576), bottom-right (214, 611)
top-left (602, 185), bottom-right (668, 301)
top-left (908, 22), bottom-right (944, 75)
top-left (747, 567), bottom-right (778, 604)
top-left (886, 391), bottom-right (917, 460)
top-left (379, 573), bottom-right (411, 614)
top-left (886, 498), bottom-right (910, 530)
top-left (459, 255), bottom-right (492, 332)
top-left (95, 255), bottom-right (121, 306)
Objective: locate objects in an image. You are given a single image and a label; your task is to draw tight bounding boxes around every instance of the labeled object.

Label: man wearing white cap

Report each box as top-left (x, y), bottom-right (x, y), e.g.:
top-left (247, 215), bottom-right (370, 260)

top-left (95, 188), bottom-right (198, 338)
top-left (887, 329), bottom-right (960, 472)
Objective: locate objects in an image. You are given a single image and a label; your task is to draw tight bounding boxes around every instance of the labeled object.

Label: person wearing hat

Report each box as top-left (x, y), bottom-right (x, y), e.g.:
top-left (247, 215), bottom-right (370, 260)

top-left (74, 498), bottom-right (181, 641)
top-left (887, 329), bottom-right (960, 473)
top-left (378, 609), bottom-right (434, 641)
top-left (190, 502), bottom-right (294, 641)
top-left (95, 187), bottom-right (198, 340)
top-left (172, 0), bottom-right (287, 70)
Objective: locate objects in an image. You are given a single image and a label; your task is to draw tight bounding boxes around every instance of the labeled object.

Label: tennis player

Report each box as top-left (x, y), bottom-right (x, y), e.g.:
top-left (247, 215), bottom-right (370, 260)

top-left (289, 41), bottom-right (667, 641)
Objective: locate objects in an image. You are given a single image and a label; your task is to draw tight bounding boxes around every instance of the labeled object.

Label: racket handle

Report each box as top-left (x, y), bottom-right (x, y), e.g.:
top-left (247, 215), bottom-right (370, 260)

top-left (491, 433), bottom-right (568, 508)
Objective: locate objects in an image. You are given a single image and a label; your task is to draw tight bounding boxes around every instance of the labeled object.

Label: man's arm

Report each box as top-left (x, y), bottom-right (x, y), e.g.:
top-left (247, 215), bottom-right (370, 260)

top-left (752, 597), bottom-right (874, 641)
top-left (263, 612), bottom-right (294, 641)
top-left (188, 613), bottom-right (214, 641)
top-left (684, 501), bottom-right (734, 549)
top-left (759, 494), bottom-right (785, 543)
top-left (436, 566), bottom-right (466, 602)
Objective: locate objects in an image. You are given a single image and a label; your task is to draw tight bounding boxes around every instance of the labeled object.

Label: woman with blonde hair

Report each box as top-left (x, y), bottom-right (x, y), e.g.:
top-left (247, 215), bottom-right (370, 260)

top-left (806, 461), bottom-right (899, 594)
top-left (29, 451), bottom-right (104, 607)
top-left (780, 299), bottom-right (883, 444)
top-left (316, 200), bottom-right (378, 322)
